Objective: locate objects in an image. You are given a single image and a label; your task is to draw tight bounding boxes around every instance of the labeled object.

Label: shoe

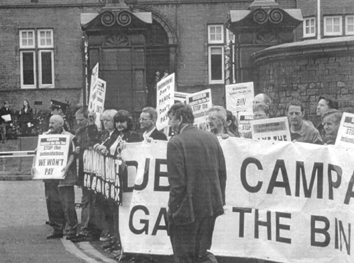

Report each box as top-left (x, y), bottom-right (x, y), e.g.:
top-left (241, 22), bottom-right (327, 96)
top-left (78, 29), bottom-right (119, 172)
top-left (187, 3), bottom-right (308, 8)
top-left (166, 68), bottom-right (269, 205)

top-left (99, 233), bottom-right (112, 242)
top-left (65, 234), bottom-right (77, 241)
top-left (46, 232), bottom-right (63, 239)
top-left (70, 234), bottom-right (95, 243)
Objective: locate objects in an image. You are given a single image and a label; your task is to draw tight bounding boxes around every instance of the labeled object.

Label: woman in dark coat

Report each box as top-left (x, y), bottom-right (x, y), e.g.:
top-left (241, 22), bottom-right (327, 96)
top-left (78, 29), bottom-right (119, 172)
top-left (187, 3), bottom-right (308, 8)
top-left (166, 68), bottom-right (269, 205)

top-left (18, 99), bottom-right (33, 136)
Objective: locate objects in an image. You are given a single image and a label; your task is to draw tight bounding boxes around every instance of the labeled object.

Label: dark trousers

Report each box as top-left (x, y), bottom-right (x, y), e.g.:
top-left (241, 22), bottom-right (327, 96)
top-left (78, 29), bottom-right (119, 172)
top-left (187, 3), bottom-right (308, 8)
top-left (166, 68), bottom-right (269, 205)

top-left (80, 188), bottom-right (101, 237)
top-left (44, 181), bottom-right (78, 236)
top-left (169, 215), bottom-right (218, 263)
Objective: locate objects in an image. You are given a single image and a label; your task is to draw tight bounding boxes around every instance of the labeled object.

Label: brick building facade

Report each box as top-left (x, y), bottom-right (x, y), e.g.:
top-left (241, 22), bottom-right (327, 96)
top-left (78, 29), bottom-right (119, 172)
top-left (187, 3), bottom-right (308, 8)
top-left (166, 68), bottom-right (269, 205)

top-left (0, 0), bottom-right (298, 120)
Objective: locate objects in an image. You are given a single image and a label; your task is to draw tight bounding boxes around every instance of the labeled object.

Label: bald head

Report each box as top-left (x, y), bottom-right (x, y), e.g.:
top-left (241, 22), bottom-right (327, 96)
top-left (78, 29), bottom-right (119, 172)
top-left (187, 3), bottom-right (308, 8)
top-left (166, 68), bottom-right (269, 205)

top-left (49, 115), bottom-right (64, 133)
top-left (253, 93), bottom-right (272, 106)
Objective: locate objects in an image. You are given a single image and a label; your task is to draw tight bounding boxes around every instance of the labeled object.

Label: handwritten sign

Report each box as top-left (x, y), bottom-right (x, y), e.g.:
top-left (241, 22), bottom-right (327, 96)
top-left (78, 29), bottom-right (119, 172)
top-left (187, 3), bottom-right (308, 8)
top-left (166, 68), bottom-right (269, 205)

top-left (32, 134), bottom-right (70, 180)
top-left (156, 73), bottom-right (175, 130)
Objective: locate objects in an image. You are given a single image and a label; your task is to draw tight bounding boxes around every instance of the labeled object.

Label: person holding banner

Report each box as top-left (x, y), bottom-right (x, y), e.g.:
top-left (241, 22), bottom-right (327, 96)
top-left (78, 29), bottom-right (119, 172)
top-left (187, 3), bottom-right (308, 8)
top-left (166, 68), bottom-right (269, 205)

top-left (71, 108), bottom-right (101, 242)
top-left (42, 115), bottom-right (78, 240)
top-left (140, 107), bottom-right (167, 141)
top-left (287, 100), bottom-right (323, 144)
top-left (316, 95), bottom-right (339, 138)
top-left (207, 106), bottom-right (235, 139)
top-left (322, 109), bottom-right (342, 145)
top-left (167, 103), bottom-right (226, 263)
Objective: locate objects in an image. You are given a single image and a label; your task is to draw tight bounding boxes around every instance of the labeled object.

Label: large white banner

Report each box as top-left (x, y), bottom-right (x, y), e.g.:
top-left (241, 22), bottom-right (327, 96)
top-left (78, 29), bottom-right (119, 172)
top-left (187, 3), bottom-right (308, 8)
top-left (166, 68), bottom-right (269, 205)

top-left (156, 73), bottom-right (175, 130)
top-left (120, 139), bottom-right (354, 262)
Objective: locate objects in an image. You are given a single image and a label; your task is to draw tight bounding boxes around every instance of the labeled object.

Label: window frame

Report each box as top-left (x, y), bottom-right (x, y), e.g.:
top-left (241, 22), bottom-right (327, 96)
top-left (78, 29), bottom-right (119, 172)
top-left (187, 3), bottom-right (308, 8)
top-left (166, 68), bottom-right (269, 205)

top-left (303, 17), bottom-right (316, 38)
top-left (20, 50), bottom-right (37, 89)
top-left (208, 24), bottom-right (224, 44)
top-left (37, 29), bottom-right (54, 48)
top-left (38, 50), bottom-right (55, 88)
top-left (324, 16), bottom-right (343, 36)
top-left (208, 46), bottom-right (224, 84)
top-left (345, 15), bottom-right (354, 35)
top-left (19, 29), bottom-right (35, 49)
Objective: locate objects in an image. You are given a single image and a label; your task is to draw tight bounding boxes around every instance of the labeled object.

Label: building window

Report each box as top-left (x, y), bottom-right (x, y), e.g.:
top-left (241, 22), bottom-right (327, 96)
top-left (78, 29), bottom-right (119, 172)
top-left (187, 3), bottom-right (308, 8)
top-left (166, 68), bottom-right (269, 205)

top-left (303, 17), bottom-right (316, 38)
top-left (208, 25), bottom-right (224, 44)
top-left (346, 15), bottom-right (354, 35)
top-left (19, 29), bottom-right (54, 89)
top-left (208, 25), bottom-right (224, 84)
top-left (324, 16), bottom-right (342, 36)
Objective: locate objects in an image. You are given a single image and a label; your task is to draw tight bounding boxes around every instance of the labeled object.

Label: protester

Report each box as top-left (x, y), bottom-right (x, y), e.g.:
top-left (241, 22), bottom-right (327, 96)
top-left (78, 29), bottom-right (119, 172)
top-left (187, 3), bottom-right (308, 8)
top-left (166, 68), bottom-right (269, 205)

top-left (114, 109), bottom-right (142, 146)
top-left (253, 93), bottom-right (272, 106)
top-left (207, 106), bottom-right (234, 138)
top-left (71, 108), bottom-right (100, 242)
top-left (244, 103), bottom-right (270, 139)
top-left (316, 95), bottom-right (339, 138)
top-left (18, 99), bottom-right (34, 136)
top-left (0, 101), bottom-right (14, 143)
top-left (140, 107), bottom-right (167, 141)
top-left (166, 103), bottom-right (226, 263)
top-left (37, 115), bottom-right (78, 240)
top-left (322, 109), bottom-right (342, 145)
top-left (287, 100), bottom-right (323, 144)
top-left (50, 100), bottom-right (71, 132)
top-left (226, 110), bottom-right (239, 137)
top-left (92, 109), bottom-right (119, 246)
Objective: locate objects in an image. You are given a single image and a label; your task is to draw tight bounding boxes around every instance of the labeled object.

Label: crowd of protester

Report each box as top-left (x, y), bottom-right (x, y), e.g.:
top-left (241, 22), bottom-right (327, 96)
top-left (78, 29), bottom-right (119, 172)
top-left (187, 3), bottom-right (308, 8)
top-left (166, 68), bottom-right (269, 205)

top-left (31, 93), bottom-right (346, 263)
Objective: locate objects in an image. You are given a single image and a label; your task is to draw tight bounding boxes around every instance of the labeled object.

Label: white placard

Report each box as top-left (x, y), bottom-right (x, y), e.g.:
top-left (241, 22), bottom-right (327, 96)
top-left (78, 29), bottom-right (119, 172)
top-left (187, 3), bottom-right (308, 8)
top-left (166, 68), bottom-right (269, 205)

top-left (251, 116), bottom-right (291, 141)
top-left (88, 63), bottom-right (99, 108)
top-left (238, 111), bottom-right (253, 136)
top-left (156, 73), bottom-right (175, 130)
top-left (174, 91), bottom-right (189, 104)
top-left (1, 114), bottom-right (11, 122)
top-left (186, 89), bottom-right (212, 128)
top-left (225, 82), bottom-right (254, 114)
top-left (335, 112), bottom-right (354, 148)
top-left (32, 134), bottom-right (70, 180)
top-left (88, 78), bottom-right (106, 114)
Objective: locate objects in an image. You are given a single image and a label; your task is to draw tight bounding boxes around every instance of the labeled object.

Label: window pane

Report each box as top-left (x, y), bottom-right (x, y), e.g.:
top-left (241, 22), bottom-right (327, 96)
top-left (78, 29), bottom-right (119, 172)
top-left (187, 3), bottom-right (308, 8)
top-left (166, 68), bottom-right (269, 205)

top-left (22, 52), bottom-right (35, 85)
top-left (210, 48), bottom-right (222, 80)
top-left (41, 52), bottom-right (53, 84)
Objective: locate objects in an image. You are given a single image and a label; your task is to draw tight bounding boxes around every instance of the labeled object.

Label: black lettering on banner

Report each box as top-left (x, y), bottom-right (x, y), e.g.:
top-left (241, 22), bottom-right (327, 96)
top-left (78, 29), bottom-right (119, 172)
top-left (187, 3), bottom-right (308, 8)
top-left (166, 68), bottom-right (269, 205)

top-left (232, 207), bottom-right (252, 237)
top-left (151, 208), bottom-right (168, 236)
top-left (328, 164), bottom-right (342, 200)
top-left (255, 209), bottom-right (271, 240)
top-left (123, 161), bottom-right (138, 193)
top-left (344, 172), bottom-right (354, 205)
top-left (135, 159), bottom-right (149, 191)
top-left (154, 159), bottom-right (169, 192)
top-left (338, 218), bottom-right (351, 255)
top-left (295, 162), bottom-right (323, 199)
top-left (240, 157), bottom-right (263, 193)
top-left (311, 215), bottom-right (330, 247)
top-left (275, 212), bottom-right (291, 244)
top-left (267, 160), bottom-right (291, 196)
top-left (129, 205), bottom-right (149, 235)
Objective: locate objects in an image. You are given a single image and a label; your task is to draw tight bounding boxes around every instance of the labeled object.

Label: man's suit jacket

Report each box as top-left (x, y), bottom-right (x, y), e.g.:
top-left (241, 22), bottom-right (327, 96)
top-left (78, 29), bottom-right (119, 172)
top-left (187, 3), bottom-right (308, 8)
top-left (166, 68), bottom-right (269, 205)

top-left (166, 125), bottom-right (226, 226)
top-left (150, 128), bottom-right (167, 140)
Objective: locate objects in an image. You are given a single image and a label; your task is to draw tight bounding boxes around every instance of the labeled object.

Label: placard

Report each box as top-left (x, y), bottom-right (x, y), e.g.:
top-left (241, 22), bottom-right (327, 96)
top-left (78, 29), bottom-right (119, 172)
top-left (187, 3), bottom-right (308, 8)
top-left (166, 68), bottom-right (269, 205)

top-left (186, 89), bottom-right (212, 128)
top-left (32, 134), bottom-right (70, 180)
top-left (238, 111), bottom-right (253, 136)
top-left (225, 82), bottom-right (254, 114)
top-left (156, 73), bottom-right (175, 130)
top-left (174, 91), bottom-right (189, 104)
top-left (251, 117), bottom-right (291, 141)
top-left (335, 112), bottom-right (354, 148)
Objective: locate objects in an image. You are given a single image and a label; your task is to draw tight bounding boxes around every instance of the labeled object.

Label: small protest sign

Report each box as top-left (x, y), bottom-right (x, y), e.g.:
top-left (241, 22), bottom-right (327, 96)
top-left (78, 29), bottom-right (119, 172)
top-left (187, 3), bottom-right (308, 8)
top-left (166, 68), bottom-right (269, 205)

top-left (238, 111), bottom-right (253, 136)
top-left (174, 91), bottom-right (189, 104)
top-left (225, 82), bottom-right (254, 114)
top-left (335, 112), bottom-right (354, 148)
top-left (156, 73), bottom-right (175, 130)
top-left (32, 134), bottom-right (70, 180)
top-left (251, 117), bottom-right (291, 141)
top-left (186, 89), bottom-right (212, 129)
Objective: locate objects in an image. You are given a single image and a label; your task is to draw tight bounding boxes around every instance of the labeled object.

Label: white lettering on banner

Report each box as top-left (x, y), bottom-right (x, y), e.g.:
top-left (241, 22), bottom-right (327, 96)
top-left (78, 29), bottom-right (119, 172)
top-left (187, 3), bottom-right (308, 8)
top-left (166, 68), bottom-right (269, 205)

top-left (119, 139), bottom-right (354, 262)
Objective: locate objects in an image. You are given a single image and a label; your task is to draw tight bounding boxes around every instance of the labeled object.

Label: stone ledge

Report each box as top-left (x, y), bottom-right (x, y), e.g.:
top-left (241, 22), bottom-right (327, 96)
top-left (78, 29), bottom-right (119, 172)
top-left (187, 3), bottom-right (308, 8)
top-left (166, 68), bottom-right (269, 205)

top-left (253, 36), bottom-right (354, 65)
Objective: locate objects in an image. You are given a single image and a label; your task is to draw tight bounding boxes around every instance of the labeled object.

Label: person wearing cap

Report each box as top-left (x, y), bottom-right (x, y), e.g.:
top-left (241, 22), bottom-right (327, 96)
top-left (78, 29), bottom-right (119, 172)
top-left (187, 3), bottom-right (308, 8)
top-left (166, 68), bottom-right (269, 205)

top-left (316, 95), bottom-right (339, 138)
top-left (50, 99), bottom-right (71, 132)
top-left (139, 107), bottom-right (167, 142)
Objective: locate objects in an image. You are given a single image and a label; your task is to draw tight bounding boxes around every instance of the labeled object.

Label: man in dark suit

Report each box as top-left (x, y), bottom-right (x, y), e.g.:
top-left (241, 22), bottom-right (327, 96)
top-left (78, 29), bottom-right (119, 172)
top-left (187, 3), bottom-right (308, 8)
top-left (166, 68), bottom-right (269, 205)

top-left (140, 107), bottom-right (167, 141)
top-left (166, 103), bottom-right (226, 263)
